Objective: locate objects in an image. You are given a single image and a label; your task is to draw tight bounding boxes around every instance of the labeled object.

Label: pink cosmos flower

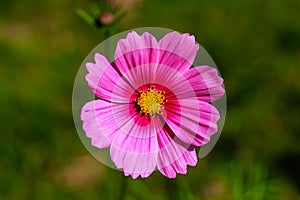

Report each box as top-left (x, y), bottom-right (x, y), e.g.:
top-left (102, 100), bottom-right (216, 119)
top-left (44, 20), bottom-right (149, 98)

top-left (81, 31), bottom-right (224, 179)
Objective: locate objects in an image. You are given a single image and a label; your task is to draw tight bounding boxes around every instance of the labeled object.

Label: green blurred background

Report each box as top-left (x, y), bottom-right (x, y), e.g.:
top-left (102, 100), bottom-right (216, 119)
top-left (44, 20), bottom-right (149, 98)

top-left (1, 0), bottom-right (300, 199)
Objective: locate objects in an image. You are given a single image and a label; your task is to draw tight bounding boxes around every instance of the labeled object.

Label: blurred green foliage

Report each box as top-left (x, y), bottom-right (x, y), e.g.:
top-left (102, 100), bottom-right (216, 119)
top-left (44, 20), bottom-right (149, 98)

top-left (0, 0), bottom-right (300, 199)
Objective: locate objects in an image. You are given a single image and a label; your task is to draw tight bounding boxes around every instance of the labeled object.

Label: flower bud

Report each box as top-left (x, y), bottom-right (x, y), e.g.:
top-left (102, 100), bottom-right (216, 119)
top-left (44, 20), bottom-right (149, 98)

top-left (96, 12), bottom-right (115, 27)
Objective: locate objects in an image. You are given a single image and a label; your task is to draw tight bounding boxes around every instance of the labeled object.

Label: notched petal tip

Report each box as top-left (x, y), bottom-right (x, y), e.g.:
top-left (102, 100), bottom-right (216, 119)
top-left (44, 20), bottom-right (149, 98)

top-left (115, 31), bottom-right (159, 58)
top-left (123, 31), bottom-right (142, 43)
top-left (183, 32), bottom-right (197, 43)
top-left (80, 101), bottom-right (111, 149)
top-left (183, 65), bottom-right (225, 102)
top-left (110, 130), bottom-right (159, 180)
top-left (94, 53), bottom-right (112, 66)
top-left (127, 30), bottom-right (140, 37)
top-left (124, 171), bottom-right (153, 179)
top-left (85, 62), bottom-right (96, 73)
top-left (157, 126), bottom-right (198, 178)
top-left (158, 31), bottom-right (199, 71)
top-left (85, 53), bottom-right (111, 82)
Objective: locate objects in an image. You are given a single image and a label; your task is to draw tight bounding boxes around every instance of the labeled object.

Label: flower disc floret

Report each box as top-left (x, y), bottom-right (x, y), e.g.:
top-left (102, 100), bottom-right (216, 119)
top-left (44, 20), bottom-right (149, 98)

top-left (136, 86), bottom-right (166, 117)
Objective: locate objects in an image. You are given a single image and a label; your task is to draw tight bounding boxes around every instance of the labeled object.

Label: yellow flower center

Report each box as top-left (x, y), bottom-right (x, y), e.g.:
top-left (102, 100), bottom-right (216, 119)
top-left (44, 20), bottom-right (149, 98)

top-left (136, 86), bottom-right (167, 117)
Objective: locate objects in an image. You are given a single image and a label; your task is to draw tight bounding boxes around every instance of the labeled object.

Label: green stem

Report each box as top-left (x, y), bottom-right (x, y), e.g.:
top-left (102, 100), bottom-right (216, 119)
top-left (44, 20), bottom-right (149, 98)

top-left (118, 175), bottom-right (128, 200)
top-left (104, 27), bottom-right (111, 39)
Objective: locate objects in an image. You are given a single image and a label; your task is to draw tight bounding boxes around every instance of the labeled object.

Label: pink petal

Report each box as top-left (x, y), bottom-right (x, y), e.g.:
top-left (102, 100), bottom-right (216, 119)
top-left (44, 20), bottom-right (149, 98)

top-left (113, 31), bottom-right (201, 90)
top-left (110, 115), bottom-right (163, 179)
top-left (115, 31), bottom-right (159, 60)
top-left (152, 65), bottom-right (224, 103)
top-left (158, 32), bottom-right (199, 74)
top-left (164, 99), bottom-right (220, 146)
top-left (81, 100), bottom-right (121, 148)
top-left (114, 32), bottom-right (159, 88)
top-left (157, 124), bottom-right (197, 178)
top-left (86, 53), bottom-right (134, 102)
top-left (153, 64), bottom-right (183, 88)
top-left (149, 64), bottom-right (199, 103)
top-left (180, 66), bottom-right (225, 102)
top-left (81, 98), bottom-right (156, 150)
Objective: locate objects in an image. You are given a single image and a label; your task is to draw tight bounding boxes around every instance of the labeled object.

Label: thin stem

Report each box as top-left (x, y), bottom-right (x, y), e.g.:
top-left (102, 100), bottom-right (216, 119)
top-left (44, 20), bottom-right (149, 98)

top-left (118, 175), bottom-right (128, 200)
top-left (104, 27), bottom-right (111, 39)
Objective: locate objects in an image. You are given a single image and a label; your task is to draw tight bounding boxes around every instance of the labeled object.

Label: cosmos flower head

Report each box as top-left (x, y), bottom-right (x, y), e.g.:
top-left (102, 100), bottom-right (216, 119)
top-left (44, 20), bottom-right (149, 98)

top-left (80, 31), bottom-right (225, 179)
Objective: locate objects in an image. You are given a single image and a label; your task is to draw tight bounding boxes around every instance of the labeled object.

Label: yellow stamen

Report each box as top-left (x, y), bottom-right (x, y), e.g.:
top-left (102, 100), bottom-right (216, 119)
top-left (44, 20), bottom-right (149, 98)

top-left (136, 86), bottom-right (166, 117)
